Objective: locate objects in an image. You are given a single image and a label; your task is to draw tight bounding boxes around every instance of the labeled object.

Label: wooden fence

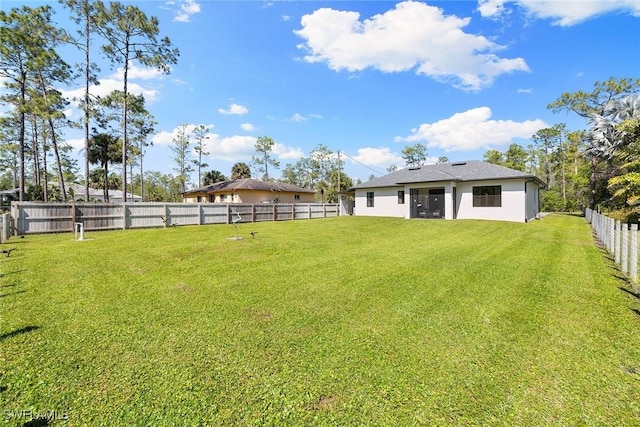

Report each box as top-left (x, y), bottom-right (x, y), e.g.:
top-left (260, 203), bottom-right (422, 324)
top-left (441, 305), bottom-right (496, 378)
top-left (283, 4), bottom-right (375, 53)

top-left (0, 213), bottom-right (9, 243)
top-left (585, 207), bottom-right (638, 283)
top-left (10, 202), bottom-right (339, 236)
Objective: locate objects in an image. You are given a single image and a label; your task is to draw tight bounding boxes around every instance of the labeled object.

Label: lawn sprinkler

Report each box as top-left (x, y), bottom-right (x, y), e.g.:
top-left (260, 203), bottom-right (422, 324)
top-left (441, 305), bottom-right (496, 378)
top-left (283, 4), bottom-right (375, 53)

top-left (74, 222), bottom-right (93, 242)
top-left (74, 222), bottom-right (86, 241)
top-left (1, 247), bottom-right (16, 257)
top-left (227, 212), bottom-right (243, 241)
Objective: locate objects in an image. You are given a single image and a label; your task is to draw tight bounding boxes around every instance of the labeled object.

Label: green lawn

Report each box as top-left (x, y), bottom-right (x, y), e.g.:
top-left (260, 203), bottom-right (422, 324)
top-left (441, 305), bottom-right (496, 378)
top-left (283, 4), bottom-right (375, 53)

top-left (1, 215), bottom-right (639, 425)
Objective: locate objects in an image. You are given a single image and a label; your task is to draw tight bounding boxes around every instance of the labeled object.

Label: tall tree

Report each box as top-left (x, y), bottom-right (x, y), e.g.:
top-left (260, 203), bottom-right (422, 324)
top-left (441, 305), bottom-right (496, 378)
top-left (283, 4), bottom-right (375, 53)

top-left (503, 143), bottom-right (528, 171)
top-left (191, 124), bottom-right (210, 187)
top-left (95, 1), bottom-right (178, 201)
top-left (0, 117), bottom-right (19, 190)
top-left (0, 5), bottom-right (65, 201)
top-left (532, 124), bottom-right (566, 189)
top-left (601, 95), bottom-right (640, 207)
top-left (31, 62), bottom-right (73, 201)
top-left (483, 149), bottom-right (503, 165)
top-left (87, 132), bottom-right (120, 201)
top-left (170, 124), bottom-right (193, 193)
top-left (401, 143), bottom-right (427, 167)
top-left (124, 93), bottom-right (155, 200)
top-left (548, 77), bottom-right (640, 208)
top-left (62, 0), bottom-right (102, 201)
top-left (252, 136), bottom-right (280, 181)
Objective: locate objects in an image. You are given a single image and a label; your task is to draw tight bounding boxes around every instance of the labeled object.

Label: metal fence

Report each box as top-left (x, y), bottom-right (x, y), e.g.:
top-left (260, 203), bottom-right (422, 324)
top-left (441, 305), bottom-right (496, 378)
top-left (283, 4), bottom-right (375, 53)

top-left (585, 207), bottom-right (638, 283)
top-left (10, 202), bottom-right (339, 236)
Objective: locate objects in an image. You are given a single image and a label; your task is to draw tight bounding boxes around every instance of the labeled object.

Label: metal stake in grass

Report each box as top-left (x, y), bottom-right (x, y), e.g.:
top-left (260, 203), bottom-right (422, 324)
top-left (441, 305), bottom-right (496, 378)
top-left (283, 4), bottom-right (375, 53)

top-left (227, 212), bottom-right (243, 241)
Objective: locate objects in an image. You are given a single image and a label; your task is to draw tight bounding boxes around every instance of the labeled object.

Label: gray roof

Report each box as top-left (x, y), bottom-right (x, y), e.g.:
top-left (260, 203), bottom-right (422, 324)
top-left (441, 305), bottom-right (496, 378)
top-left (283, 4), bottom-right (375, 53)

top-left (353, 161), bottom-right (545, 189)
top-left (184, 178), bottom-right (316, 194)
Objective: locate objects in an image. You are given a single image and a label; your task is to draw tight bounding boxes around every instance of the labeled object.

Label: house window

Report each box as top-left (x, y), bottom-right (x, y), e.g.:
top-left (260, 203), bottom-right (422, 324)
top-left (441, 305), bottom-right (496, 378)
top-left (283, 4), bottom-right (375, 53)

top-left (398, 190), bottom-right (405, 204)
top-left (294, 194), bottom-right (300, 200)
top-left (208, 195), bottom-right (215, 203)
top-left (473, 185), bottom-right (501, 207)
top-left (220, 194), bottom-right (228, 202)
top-left (197, 196), bottom-right (202, 203)
top-left (366, 192), bottom-right (374, 207)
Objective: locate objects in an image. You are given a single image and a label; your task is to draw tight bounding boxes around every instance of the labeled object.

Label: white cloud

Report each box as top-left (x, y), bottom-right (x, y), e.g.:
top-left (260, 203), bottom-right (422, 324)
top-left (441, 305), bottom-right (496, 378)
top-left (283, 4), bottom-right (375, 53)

top-left (169, 0), bottom-right (202, 23)
top-left (478, 0), bottom-right (640, 26)
top-left (295, 1), bottom-right (529, 91)
top-left (240, 123), bottom-right (257, 132)
top-left (282, 15), bottom-right (291, 22)
top-left (218, 103), bottom-right (249, 115)
top-left (395, 107), bottom-right (547, 151)
top-left (273, 143), bottom-right (304, 160)
top-left (152, 123), bottom-right (215, 146)
top-left (152, 127), bottom-right (302, 163)
top-left (126, 64), bottom-right (166, 80)
top-left (61, 63), bottom-right (165, 113)
top-left (288, 113), bottom-right (307, 122)
top-left (516, 88), bottom-right (532, 94)
top-left (208, 135), bottom-right (257, 161)
top-left (66, 138), bottom-right (86, 151)
top-left (352, 147), bottom-right (403, 167)
top-left (477, 0), bottom-right (509, 18)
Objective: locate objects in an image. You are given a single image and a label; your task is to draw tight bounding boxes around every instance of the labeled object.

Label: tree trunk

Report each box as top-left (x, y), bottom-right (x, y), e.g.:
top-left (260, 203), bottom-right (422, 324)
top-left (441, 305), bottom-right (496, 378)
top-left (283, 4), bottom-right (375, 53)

top-left (84, 14), bottom-right (90, 202)
top-left (41, 122), bottom-right (48, 202)
top-left (18, 73), bottom-right (26, 201)
top-left (121, 37), bottom-right (130, 203)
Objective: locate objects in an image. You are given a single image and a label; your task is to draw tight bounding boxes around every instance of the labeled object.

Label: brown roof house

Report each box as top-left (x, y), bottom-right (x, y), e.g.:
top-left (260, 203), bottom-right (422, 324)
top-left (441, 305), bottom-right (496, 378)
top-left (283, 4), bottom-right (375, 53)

top-left (182, 178), bottom-right (316, 204)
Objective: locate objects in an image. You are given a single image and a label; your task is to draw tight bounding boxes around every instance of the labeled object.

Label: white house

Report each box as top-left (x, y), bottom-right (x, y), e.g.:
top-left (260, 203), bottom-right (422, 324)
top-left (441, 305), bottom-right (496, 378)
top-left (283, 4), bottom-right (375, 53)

top-left (352, 161), bottom-right (544, 223)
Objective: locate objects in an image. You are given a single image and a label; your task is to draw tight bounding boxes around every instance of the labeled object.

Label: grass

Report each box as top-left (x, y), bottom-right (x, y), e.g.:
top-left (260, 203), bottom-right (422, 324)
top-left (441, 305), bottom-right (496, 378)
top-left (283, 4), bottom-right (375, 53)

top-left (1, 214), bottom-right (640, 425)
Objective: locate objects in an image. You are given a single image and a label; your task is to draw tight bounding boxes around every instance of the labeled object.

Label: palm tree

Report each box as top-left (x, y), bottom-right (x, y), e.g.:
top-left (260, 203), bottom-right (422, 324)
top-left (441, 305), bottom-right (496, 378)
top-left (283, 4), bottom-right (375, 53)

top-left (202, 170), bottom-right (226, 186)
top-left (231, 162), bottom-right (251, 179)
top-left (87, 132), bottom-right (121, 202)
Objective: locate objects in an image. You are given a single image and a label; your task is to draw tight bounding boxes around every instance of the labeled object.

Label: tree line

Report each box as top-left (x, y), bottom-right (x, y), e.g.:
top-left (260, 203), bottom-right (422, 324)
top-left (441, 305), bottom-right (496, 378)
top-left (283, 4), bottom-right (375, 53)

top-left (480, 78), bottom-right (640, 216)
top-left (1, 1), bottom-right (178, 202)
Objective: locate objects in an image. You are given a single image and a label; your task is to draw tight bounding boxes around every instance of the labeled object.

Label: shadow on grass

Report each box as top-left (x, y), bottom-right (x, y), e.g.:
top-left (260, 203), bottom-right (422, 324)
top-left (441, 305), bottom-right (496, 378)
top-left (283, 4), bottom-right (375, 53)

top-left (632, 308), bottom-right (640, 317)
top-left (0, 289), bottom-right (25, 298)
top-left (0, 326), bottom-right (40, 342)
top-left (23, 419), bottom-right (50, 427)
top-left (0, 269), bottom-right (27, 278)
top-left (620, 286), bottom-right (640, 299)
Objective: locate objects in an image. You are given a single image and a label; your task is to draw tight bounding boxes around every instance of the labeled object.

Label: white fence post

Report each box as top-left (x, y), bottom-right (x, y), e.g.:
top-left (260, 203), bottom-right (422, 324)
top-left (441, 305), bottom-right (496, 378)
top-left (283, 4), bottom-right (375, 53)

top-left (615, 220), bottom-right (621, 265)
top-left (631, 224), bottom-right (638, 282)
top-left (621, 223), bottom-right (629, 276)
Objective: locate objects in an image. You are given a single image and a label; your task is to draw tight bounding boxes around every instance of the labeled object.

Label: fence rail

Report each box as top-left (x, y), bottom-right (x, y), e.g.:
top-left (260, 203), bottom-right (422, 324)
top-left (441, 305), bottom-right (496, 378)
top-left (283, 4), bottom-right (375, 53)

top-left (10, 202), bottom-right (339, 236)
top-left (585, 207), bottom-right (638, 283)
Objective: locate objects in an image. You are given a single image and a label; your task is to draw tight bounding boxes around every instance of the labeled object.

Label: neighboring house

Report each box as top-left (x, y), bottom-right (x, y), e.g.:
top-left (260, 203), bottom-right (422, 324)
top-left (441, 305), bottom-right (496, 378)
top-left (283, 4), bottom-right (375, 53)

top-left (352, 161), bottom-right (544, 223)
top-left (68, 184), bottom-right (142, 203)
top-left (182, 178), bottom-right (316, 204)
top-left (0, 188), bottom-right (18, 205)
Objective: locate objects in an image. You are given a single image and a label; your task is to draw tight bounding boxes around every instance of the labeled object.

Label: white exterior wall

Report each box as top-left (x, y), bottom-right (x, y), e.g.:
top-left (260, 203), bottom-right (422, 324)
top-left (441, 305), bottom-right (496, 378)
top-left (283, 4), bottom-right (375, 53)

top-left (354, 187), bottom-right (405, 217)
top-left (455, 179), bottom-right (527, 223)
top-left (525, 181), bottom-right (541, 222)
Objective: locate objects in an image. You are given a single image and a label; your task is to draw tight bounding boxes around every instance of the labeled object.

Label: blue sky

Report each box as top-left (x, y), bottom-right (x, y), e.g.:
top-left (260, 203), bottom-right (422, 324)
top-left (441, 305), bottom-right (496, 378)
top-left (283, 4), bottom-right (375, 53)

top-left (3, 0), bottom-right (640, 185)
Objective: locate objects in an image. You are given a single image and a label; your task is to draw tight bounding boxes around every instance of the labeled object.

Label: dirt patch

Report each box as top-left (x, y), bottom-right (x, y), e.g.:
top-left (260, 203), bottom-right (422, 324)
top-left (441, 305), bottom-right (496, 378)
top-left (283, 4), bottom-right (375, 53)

top-left (315, 395), bottom-right (337, 412)
top-left (175, 283), bottom-right (193, 292)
